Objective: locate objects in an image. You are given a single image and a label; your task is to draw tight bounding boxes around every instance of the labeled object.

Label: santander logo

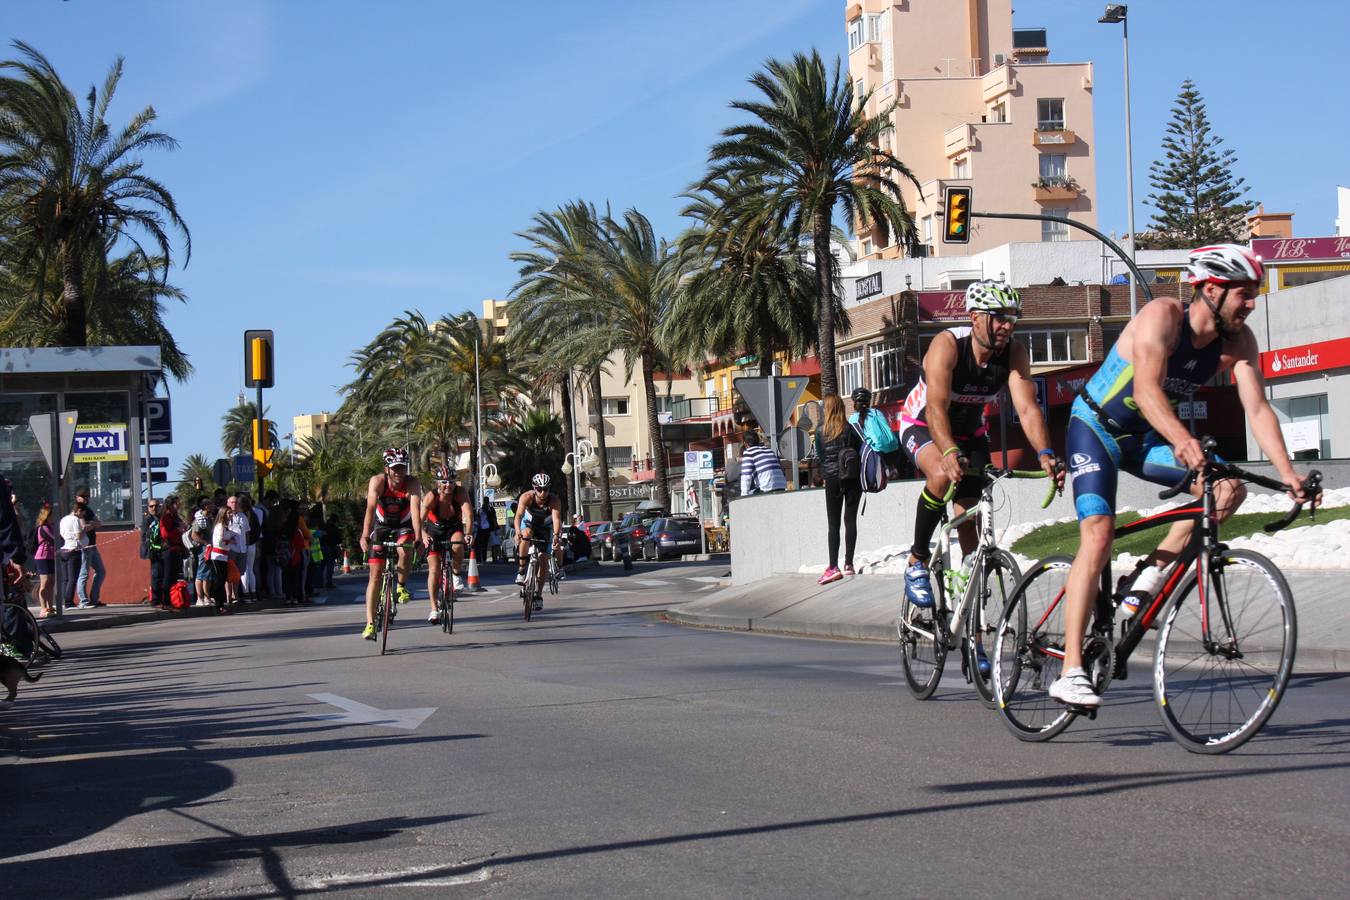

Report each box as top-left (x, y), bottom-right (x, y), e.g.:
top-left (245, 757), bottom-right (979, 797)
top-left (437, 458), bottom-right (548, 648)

top-left (1271, 350), bottom-right (1318, 373)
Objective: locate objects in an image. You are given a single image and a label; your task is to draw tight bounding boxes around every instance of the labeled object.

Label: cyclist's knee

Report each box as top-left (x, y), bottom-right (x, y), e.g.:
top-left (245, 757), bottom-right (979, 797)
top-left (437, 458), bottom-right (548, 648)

top-left (1214, 478), bottom-right (1246, 519)
top-left (1076, 516), bottom-right (1114, 562)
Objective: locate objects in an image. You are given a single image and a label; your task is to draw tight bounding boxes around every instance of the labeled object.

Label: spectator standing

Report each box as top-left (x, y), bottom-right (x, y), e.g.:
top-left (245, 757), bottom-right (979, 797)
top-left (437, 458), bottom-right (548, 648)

top-left (143, 498), bottom-right (165, 606)
top-left (225, 495), bottom-right (248, 606)
top-left (261, 491), bottom-right (283, 599)
top-left (847, 387), bottom-right (901, 464)
top-left (58, 501), bottom-right (85, 610)
top-left (206, 506), bottom-right (237, 614)
top-left (0, 477), bottom-right (26, 569)
top-left (238, 494), bottom-right (259, 600)
top-left (475, 496), bottom-right (497, 564)
top-left (190, 498), bottom-right (214, 606)
top-left (319, 509), bottom-right (341, 588)
top-left (249, 494), bottom-right (268, 597)
top-left (815, 394), bottom-right (865, 585)
top-left (280, 507), bottom-right (305, 605)
top-left (73, 488), bottom-right (106, 607)
top-left (158, 495), bottom-right (187, 608)
top-left (32, 502), bottom-right (56, 617)
top-left (306, 506), bottom-right (327, 604)
top-left (739, 431), bottom-right (787, 496)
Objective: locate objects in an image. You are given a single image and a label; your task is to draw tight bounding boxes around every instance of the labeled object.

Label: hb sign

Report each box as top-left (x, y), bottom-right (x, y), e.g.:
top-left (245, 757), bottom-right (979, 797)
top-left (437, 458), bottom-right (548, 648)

top-left (244, 329), bottom-right (275, 388)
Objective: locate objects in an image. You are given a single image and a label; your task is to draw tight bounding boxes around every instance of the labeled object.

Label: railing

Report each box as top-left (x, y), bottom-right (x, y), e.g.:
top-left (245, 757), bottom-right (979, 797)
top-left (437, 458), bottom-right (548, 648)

top-left (669, 397), bottom-right (720, 421)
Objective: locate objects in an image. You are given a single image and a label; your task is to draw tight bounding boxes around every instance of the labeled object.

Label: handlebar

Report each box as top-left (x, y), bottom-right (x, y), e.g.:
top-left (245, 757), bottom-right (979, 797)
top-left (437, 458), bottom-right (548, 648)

top-left (938, 460), bottom-right (1065, 509)
top-left (1156, 435), bottom-right (1323, 534)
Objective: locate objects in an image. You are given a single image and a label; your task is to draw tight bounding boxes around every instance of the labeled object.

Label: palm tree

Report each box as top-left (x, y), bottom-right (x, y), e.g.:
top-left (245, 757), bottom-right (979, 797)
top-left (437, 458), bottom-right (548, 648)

top-left (177, 453), bottom-right (214, 493)
top-left (667, 175), bottom-right (845, 378)
top-left (0, 40), bottom-right (190, 346)
top-left (700, 50), bottom-right (920, 395)
top-left (493, 407), bottom-right (566, 505)
top-left (509, 201), bottom-right (619, 521)
top-left (220, 401), bottom-right (276, 456)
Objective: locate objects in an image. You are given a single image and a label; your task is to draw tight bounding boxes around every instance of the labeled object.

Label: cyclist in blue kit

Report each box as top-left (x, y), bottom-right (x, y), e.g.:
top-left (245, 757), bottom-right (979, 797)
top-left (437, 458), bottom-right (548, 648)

top-left (1050, 244), bottom-right (1314, 707)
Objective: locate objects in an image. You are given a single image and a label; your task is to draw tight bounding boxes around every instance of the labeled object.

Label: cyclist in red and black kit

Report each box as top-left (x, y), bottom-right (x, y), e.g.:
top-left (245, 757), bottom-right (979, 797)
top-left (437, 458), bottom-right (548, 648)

top-left (422, 463), bottom-right (473, 622)
top-left (359, 448), bottom-right (423, 640)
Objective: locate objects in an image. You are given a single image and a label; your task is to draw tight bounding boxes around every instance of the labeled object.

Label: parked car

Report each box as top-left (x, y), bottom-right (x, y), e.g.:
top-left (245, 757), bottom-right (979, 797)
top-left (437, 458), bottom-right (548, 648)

top-left (612, 508), bottom-right (665, 559)
top-left (581, 520), bottom-right (608, 538)
top-left (588, 522), bottom-right (616, 560)
top-left (640, 517), bottom-right (703, 560)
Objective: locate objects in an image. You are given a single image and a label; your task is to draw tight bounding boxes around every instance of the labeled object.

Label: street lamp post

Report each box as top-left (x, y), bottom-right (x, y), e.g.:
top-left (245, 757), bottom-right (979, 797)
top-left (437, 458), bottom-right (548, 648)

top-left (1099, 3), bottom-right (1138, 318)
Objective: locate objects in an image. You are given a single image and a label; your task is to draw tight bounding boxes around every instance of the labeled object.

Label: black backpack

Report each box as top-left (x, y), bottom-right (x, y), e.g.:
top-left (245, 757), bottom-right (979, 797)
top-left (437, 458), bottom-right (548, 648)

top-left (837, 442), bottom-right (860, 481)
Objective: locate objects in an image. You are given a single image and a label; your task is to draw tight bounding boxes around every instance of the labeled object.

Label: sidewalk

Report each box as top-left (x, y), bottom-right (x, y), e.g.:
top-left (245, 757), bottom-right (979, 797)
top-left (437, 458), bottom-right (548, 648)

top-left (666, 569), bottom-right (1350, 673)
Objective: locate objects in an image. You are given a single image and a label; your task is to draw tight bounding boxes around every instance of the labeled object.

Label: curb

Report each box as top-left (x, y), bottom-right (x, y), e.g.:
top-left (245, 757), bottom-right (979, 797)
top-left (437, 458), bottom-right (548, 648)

top-left (41, 605), bottom-right (219, 634)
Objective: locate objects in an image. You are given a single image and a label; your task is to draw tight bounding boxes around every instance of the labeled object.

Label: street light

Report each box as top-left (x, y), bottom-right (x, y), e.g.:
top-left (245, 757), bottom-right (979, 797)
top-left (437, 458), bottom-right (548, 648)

top-left (1099, 3), bottom-right (1138, 318)
top-left (561, 438), bottom-right (600, 518)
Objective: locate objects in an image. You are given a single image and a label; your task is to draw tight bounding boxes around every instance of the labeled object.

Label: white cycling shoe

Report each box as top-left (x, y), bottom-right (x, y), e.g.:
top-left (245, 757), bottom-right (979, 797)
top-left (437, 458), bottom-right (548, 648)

top-left (1048, 667), bottom-right (1101, 707)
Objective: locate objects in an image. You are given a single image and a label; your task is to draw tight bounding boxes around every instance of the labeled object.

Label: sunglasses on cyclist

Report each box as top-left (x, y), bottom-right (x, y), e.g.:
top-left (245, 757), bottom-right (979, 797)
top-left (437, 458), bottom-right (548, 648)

top-left (985, 311), bottom-right (1020, 324)
top-left (436, 479), bottom-right (454, 486)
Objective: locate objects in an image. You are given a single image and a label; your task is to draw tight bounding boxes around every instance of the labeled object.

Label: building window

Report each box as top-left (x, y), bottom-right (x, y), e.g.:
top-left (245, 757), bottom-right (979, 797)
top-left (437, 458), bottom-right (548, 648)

top-left (952, 157), bottom-right (970, 179)
top-left (839, 349), bottom-right (865, 396)
top-left (991, 101), bottom-right (1008, 123)
top-left (1272, 394), bottom-right (1330, 460)
top-left (601, 398), bottom-right (630, 416)
top-left (853, 78), bottom-right (866, 107)
top-left (921, 215), bottom-right (933, 243)
top-left (1037, 98), bottom-right (1065, 131)
top-left (861, 237), bottom-right (873, 256)
top-left (848, 17), bottom-right (864, 51)
top-left (870, 341), bottom-right (903, 389)
top-left (1018, 328), bottom-right (1089, 365)
top-left (654, 395), bottom-right (685, 415)
top-left (1042, 208), bottom-right (1070, 242)
top-left (1279, 264), bottom-right (1350, 288)
top-left (1103, 324), bottom-right (1125, 355)
top-left (606, 446), bottom-right (634, 470)
top-left (867, 12), bottom-right (884, 43)
top-left (1039, 154), bottom-right (1066, 180)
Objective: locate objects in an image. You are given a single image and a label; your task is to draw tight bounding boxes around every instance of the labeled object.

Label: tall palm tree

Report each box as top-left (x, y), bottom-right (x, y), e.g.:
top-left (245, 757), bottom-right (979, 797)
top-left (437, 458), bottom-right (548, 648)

top-left (176, 453), bottom-right (214, 493)
top-left (493, 407), bottom-right (566, 505)
top-left (0, 41), bottom-right (190, 346)
top-left (221, 401), bottom-right (276, 456)
top-left (509, 201), bottom-right (615, 520)
top-left (700, 50), bottom-right (920, 395)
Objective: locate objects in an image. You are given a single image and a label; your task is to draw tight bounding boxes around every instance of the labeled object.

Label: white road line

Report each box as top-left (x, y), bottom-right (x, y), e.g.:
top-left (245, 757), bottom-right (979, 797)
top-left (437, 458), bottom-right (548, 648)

top-left (297, 865), bottom-right (493, 890)
top-left (583, 582), bottom-right (619, 590)
top-left (688, 576), bottom-right (725, 583)
top-left (633, 579), bottom-right (673, 587)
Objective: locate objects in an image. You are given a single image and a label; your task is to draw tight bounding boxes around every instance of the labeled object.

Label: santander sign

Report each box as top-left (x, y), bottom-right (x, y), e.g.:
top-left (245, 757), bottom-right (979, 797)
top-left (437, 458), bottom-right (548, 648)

top-left (1262, 336), bottom-right (1350, 379)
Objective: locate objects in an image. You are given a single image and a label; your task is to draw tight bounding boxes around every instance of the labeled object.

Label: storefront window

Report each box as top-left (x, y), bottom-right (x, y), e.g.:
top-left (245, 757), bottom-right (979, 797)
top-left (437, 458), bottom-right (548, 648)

top-left (0, 392), bottom-right (58, 526)
top-left (65, 391), bottom-right (132, 523)
top-left (1273, 393), bottom-right (1330, 460)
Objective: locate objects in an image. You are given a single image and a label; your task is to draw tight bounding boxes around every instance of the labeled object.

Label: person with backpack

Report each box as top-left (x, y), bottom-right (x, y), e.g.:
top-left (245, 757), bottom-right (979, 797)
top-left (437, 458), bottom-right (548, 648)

top-left (143, 498), bottom-right (166, 607)
top-left (895, 280), bottom-right (1062, 625)
top-left (157, 495), bottom-right (187, 610)
top-left (815, 394), bottom-right (865, 585)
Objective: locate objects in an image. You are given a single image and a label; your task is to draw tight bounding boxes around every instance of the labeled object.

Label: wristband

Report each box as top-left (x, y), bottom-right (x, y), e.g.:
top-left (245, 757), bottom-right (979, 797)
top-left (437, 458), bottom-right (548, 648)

top-left (942, 447), bottom-right (960, 458)
top-left (1038, 448), bottom-right (1056, 458)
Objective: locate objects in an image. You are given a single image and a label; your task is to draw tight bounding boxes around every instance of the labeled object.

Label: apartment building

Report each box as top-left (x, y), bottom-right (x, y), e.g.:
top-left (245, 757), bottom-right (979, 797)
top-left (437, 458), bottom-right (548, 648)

top-left (291, 412), bottom-right (335, 457)
top-left (846, 0), bottom-right (1097, 258)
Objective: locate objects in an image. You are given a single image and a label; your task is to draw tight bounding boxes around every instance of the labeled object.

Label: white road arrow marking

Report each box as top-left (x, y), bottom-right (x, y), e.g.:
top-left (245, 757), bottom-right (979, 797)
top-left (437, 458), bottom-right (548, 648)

top-left (633, 579), bottom-right (673, 587)
top-left (584, 582), bottom-right (619, 590)
top-left (307, 693), bottom-right (437, 731)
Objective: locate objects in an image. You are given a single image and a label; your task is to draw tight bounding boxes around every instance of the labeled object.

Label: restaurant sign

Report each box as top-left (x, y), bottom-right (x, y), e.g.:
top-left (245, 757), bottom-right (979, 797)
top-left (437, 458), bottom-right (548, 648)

top-left (916, 290), bottom-right (968, 322)
top-left (1251, 236), bottom-right (1350, 262)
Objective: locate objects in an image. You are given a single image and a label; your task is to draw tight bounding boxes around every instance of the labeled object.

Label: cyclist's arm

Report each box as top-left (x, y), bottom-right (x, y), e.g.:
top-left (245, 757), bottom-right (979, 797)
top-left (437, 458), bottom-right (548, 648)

top-left (1130, 299), bottom-right (1192, 449)
top-left (513, 494), bottom-right (528, 535)
top-left (1006, 340), bottom-right (1056, 461)
top-left (407, 479), bottom-right (424, 544)
top-left (921, 332), bottom-right (961, 455)
top-left (459, 491), bottom-right (473, 538)
top-left (360, 476), bottom-right (379, 551)
top-left (1231, 330), bottom-right (1302, 491)
top-left (549, 496), bottom-right (562, 541)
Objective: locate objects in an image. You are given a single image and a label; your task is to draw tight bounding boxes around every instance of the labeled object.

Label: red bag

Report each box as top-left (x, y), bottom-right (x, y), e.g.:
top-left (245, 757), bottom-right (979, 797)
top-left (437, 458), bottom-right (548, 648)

top-left (169, 580), bottom-right (191, 609)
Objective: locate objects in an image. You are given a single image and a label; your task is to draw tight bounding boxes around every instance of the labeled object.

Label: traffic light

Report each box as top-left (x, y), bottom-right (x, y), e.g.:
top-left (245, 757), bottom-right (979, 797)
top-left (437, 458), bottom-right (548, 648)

top-left (253, 419), bottom-right (275, 478)
top-left (942, 186), bottom-right (972, 244)
top-left (244, 329), bottom-right (274, 388)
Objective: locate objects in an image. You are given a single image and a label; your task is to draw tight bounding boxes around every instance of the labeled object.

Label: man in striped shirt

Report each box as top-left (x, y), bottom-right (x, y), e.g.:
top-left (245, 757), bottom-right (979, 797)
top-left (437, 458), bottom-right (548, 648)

top-left (739, 432), bottom-right (787, 495)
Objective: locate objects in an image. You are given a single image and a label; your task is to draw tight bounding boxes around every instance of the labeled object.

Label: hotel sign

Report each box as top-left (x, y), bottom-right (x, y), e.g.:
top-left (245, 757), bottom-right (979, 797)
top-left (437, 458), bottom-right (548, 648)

top-left (917, 290), bottom-right (968, 321)
top-left (1251, 236), bottom-right (1350, 262)
top-left (1261, 336), bottom-right (1350, 379)
top-left (855, 272), bottom-right (884, 299)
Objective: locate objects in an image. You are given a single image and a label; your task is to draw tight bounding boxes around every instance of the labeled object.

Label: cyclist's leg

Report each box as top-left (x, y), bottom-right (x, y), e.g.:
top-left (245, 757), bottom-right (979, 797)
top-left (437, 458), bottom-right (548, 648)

top-left (517, 526), bottom-right (534, 583)
top-left (950, 434), bottom-right (993, 556)
top-left (365, 537), bottom-right (385, 626)
top-left (901, 423), bottom-right (955, 566)
top-left (1061, 408), bottom-right (1123, 678)
top-left (426, 543), bottom-right (442, 614)
top-left (451, 528), bottom-right (466, 581)
top-left (394, 534), bottom-right (414, 602)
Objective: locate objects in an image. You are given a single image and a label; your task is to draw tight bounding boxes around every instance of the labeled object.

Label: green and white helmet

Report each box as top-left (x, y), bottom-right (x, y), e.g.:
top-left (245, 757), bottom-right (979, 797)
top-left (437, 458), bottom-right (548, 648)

top-left (964, 279), bottom-right (1021, 314)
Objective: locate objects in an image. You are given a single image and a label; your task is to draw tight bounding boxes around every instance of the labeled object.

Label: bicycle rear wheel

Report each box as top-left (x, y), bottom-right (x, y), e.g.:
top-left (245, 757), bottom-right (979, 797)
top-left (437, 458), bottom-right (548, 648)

top-left (993, 556), bottom-right (1078, 741)
top-left (1153, 549), bottom-right (1296, 754)
top-left (967, 550), bottom-right (1020, 709)
top-left (897, 560), bottom-right (947, 699)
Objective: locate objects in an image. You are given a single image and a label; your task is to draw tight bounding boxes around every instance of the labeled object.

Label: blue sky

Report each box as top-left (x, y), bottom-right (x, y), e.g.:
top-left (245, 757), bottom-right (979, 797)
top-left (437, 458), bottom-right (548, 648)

top-left (6, 0), bottom-right (1348, 477)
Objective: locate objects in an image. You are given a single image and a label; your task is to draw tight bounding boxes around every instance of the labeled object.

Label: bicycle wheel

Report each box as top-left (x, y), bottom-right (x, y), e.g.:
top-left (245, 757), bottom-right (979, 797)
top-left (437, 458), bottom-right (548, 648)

top-left (379, 574), bottom-right (393, 656)
top-left (34, 617), bottom-right (62, 660)
top-left (548, 559), bottom-right (559, 596)
top-left (444, 564), bottom-right (456, 635)
top-left (1153, 549), bottom-right (1296, 754)
top-left (897, 559), bottom-right (947, 700)
top-left (521, 564), bottom-right (535, 622)
top-left (993, 556), bottom-right (1078, 741)
top-left (966, 549), bottom-right (1021, 709)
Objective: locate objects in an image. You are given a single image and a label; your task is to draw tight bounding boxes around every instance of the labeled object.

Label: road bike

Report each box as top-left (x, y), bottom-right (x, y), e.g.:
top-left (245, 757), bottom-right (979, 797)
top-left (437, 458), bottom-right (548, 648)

top-left (431, 537), bottom-right (467, 635)
top-left (520, 537), bottom-right (555, 622)
top-left (993, 438), bottom-right (1320, 753)
top-left (899, 465), bottom-right (1059, 707)
top-left (373, 541), bottom-right (414, 655)
top-left (1, 596), bottom-right (62, 666)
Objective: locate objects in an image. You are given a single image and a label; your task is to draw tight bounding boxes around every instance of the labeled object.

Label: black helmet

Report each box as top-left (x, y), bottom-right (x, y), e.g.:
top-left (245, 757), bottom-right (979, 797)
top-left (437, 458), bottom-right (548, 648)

top-left (851, 387), bottom-right (872, 404)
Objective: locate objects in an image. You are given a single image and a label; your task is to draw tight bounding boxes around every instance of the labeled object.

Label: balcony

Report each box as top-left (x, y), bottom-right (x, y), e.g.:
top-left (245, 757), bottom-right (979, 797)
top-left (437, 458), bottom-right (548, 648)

top-left (669, 397), bottom-right (719, 421)
top-left (981, 65), bottom-right (1014, 102)
top-left (1033, 127), bottom-right (1077, 148)
top-left (661, 396), bottom-right (720, 442)
top-left (1032, 176), bottom-right (1082, 203)
top-left (944, 123), bottom-right (975, 158)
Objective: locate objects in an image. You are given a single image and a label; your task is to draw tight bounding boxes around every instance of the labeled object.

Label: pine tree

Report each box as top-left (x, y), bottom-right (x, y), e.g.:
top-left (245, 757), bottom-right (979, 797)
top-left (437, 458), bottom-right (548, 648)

top-left (1140, 80), bottom-right (1254, 249)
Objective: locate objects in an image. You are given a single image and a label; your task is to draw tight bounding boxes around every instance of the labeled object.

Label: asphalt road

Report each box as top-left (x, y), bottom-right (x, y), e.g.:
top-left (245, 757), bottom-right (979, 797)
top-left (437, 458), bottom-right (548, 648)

top-left (3, 560), bottom-right (1347, 898)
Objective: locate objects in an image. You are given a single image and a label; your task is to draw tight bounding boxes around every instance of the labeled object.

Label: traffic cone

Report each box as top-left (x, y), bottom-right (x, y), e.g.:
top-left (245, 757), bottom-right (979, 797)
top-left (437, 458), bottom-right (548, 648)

top-left (467, 548), bottom-right (484, 592)
top-left (342, 550), bottom-right (351, 574)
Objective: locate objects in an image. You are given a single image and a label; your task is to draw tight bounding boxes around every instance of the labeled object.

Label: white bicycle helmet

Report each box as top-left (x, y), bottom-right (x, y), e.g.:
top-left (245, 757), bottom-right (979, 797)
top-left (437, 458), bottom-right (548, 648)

top-left (965, 279), bottom-right (1022, 315)
top-left (1186, 244), bottom-right (1264, 286)
top-left (382, 447), bottom-right (410, 469)
top-left (531, 472), bottom-right (551, 490)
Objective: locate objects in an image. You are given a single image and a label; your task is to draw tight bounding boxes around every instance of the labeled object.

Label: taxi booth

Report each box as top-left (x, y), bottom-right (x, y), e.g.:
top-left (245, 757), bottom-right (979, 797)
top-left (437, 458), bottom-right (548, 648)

top-left (0, 347), bottom-right (165, 605)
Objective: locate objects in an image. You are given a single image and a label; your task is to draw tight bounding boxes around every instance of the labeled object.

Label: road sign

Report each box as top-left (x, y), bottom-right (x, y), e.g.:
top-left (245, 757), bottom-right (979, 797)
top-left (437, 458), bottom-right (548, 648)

top-left (140, 471), bottom-right (168, 483)
top-left (147, 456), bottom-right (169, 469)
top-left (73, 423), bottom-right (129, 463)
top-left (145, 397), bottom-right (172, 444)
top-left (29, 411), bottom-right (79, 481)
top-left (777, 426), bottom-right (810, 460)
top-left (684, 450), bottom-right (715, 480)
top-left (733, 376), bottom-right (809, 434)
top-left (233, 454), bottom-right (254, 484)
top-left (212, 458), bottom-right (233, 487)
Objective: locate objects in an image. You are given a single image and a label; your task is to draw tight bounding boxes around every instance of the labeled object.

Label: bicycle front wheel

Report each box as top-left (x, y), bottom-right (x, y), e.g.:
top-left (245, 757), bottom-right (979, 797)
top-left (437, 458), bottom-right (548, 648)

top-left (1154, 549), bottom-right (1296, 754)
top-left (380, 576), bottom-right (393, 656)
top-left (993, 556), bottom-right (1078, 741)
top-left (967, 550), bottom-right (1020, 709)
top-left (897, 561), bottom-right (947, 700)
